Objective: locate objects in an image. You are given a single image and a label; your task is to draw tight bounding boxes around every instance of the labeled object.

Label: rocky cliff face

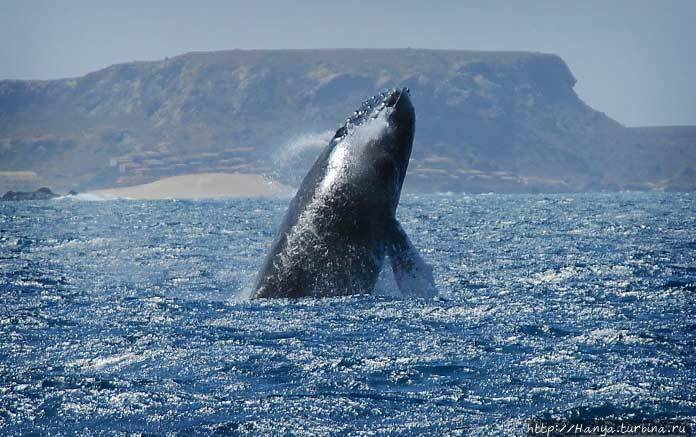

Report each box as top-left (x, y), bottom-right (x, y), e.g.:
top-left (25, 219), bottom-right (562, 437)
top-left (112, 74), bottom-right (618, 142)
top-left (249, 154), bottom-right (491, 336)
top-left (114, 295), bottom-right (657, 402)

top-left (1, 49), bottom-right (693, 193)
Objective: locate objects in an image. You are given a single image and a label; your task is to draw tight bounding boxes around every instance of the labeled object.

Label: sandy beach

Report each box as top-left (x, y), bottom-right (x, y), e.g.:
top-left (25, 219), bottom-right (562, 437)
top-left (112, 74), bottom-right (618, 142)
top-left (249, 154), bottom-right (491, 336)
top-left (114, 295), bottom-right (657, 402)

top-left (89, 173), bottom-right (293, 200)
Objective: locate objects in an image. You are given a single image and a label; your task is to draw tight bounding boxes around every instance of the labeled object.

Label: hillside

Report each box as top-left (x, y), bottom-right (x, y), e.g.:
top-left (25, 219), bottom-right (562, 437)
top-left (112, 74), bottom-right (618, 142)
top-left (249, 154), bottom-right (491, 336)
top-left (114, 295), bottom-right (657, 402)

top-left (628, 126), bottom-right (696, 191)
top-left (1, 48), bottom-right (694, 193)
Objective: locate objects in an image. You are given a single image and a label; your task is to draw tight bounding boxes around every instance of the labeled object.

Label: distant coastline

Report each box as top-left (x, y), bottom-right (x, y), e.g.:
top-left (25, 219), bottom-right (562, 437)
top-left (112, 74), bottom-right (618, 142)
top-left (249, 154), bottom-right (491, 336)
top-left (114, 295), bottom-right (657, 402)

top-left (1, 49), bottom-right (694, 194)
top-left (88, 173), bottom-right (293, 200)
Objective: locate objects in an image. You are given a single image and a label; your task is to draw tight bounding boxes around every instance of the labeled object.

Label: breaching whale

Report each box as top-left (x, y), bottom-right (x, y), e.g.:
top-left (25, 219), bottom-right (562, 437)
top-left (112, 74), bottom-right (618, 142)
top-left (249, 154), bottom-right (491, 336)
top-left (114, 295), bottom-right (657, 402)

top-left (253, 88), bottom-right (436, 298)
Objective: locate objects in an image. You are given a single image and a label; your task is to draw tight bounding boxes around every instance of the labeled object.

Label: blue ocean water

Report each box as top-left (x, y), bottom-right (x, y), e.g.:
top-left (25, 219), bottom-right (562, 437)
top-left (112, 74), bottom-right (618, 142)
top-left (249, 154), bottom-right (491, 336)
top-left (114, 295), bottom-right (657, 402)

top-left (0, 193), bottom-right (694, 435)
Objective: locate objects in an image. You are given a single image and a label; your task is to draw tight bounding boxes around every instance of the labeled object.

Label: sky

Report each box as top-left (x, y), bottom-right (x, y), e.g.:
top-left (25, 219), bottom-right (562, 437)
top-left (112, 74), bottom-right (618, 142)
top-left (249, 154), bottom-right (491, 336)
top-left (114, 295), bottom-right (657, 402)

top-left (1, 0), bottom-right (694, 127)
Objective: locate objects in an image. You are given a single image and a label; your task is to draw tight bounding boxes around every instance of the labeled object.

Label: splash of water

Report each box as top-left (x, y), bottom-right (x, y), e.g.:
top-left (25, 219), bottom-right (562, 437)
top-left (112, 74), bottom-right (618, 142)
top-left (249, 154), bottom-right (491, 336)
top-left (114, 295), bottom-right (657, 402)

top-left (275, 130), bottom-right (334, 168)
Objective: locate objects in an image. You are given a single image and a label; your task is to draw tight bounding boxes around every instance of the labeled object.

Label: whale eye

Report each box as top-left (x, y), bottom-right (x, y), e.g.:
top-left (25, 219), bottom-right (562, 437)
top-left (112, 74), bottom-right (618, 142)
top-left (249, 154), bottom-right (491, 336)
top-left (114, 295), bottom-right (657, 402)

top-left (334, 126), bottom-right (347, 139)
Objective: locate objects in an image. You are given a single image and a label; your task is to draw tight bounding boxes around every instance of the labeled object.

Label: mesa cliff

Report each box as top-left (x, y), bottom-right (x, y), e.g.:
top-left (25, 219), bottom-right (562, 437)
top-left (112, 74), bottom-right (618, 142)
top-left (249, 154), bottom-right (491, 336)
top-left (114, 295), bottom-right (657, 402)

top-left (1, 49), bottom-right (694, 193)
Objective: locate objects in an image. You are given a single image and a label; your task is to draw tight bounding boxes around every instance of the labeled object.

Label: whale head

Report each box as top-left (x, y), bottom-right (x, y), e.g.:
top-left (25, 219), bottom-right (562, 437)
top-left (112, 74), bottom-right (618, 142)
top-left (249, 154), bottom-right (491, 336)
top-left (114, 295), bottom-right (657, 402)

top-left (320, 88), bottom-right (415, 215)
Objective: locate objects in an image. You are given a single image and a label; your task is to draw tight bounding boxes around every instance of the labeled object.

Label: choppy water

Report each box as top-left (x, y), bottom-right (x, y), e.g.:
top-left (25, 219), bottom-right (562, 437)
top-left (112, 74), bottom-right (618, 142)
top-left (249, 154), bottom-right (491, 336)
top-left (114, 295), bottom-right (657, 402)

top-left (1, 193), bottom-right (694, 435)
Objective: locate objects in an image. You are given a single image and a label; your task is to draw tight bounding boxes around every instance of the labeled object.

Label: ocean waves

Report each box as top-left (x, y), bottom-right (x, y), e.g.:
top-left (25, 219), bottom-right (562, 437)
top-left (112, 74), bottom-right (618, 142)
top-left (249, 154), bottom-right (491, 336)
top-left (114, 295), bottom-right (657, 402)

top-left (0, 193), bottom-right (694, 434)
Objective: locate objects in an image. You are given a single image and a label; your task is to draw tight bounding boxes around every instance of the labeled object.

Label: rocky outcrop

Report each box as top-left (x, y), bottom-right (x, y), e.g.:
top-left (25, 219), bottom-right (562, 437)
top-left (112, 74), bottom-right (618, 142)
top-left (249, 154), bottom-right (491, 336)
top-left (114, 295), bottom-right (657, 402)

top-left (1, 187), bottom-right (60, 201)
top-left (0, 49), bottom-right (694, 193)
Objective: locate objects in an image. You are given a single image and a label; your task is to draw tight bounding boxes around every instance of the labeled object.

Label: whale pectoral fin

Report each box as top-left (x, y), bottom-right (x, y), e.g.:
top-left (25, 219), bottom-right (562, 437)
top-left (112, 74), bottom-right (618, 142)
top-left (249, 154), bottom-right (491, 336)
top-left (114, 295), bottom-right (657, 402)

top-left (387, 220), bottom-right (438, 298)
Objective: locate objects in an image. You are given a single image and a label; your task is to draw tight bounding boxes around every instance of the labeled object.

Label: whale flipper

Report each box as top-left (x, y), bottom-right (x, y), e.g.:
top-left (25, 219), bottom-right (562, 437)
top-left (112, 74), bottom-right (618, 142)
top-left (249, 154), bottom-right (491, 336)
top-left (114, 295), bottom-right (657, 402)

top-left (387, 220), bottom-right (438, 298)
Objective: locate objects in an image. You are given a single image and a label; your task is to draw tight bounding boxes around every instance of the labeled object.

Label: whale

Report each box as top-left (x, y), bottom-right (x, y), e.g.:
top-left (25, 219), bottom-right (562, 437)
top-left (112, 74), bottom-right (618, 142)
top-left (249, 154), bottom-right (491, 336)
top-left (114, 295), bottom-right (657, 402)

top-left (252, 88), bottom-right (436, 299)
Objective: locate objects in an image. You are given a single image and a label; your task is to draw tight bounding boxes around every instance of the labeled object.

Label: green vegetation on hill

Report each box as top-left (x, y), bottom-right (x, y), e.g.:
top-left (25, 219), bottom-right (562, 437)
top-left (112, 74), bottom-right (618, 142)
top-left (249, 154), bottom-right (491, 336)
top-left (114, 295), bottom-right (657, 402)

top-left (0, 49), bottom-right (694, 193)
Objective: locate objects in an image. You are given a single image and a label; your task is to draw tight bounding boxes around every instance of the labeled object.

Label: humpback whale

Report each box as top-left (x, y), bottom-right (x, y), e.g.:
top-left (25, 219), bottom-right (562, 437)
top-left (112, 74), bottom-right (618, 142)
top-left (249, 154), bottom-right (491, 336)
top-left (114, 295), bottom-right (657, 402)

top-left (253, 88), bottom-right (436, 298)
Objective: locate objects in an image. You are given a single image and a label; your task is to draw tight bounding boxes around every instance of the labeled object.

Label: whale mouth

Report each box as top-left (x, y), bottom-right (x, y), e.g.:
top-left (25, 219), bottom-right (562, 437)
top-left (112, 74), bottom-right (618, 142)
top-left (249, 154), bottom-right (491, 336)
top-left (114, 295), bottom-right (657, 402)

top-left (384, 87), bottom-right (408, 108)
top-left (384, 92), bottom-right (399, 107)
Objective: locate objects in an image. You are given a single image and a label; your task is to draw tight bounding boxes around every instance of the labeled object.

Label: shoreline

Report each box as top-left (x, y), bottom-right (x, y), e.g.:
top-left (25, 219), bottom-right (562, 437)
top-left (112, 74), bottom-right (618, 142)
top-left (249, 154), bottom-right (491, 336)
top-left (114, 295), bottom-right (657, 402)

top-left (87, 172), bottom-right (294, 200)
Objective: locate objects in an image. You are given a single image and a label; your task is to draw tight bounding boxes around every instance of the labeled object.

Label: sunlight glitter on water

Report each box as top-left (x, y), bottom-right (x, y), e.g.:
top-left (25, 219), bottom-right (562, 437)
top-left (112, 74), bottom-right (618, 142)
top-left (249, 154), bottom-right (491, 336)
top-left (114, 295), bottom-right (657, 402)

top-left (0, 193), bottom-right (694, 434)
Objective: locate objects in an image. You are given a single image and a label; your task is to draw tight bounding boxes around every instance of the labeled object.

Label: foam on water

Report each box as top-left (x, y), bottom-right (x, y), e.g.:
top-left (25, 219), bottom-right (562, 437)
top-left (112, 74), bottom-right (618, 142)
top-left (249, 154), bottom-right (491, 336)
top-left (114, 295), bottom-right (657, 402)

top-left (55, 192), bottom-right (116, 201)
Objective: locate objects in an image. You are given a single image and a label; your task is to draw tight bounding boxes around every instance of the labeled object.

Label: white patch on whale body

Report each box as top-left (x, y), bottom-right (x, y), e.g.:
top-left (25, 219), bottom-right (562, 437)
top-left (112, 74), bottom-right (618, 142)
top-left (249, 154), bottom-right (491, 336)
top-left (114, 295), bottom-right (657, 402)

top-left (319, 145), bottom-right (350, 193)
top-left (319, 111), bottom-right (390, 194)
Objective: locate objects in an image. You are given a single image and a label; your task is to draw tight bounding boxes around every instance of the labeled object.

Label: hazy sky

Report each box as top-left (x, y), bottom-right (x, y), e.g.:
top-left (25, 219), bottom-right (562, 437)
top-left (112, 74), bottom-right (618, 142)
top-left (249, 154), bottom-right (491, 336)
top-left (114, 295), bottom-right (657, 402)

top-left (2, 0), bottom-right (694, 126)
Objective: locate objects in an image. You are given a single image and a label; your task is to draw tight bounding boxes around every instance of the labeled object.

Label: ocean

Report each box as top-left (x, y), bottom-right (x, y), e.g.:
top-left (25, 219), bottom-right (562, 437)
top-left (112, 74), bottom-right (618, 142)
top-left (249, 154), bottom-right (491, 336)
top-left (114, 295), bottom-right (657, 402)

top-left (1, 193), bottom-right (694, 435)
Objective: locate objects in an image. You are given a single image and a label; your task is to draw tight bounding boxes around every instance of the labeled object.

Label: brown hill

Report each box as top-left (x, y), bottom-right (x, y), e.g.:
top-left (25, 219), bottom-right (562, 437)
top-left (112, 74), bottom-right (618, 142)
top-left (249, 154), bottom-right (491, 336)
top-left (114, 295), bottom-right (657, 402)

top-left (1, 49), bottom-right (694, 193)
